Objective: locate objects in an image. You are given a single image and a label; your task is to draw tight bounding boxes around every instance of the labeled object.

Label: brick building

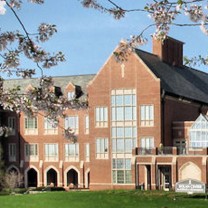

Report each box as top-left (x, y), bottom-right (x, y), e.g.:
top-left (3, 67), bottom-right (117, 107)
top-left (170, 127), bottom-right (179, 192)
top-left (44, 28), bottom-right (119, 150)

top-left (2, 36), bottom-right (208, 190)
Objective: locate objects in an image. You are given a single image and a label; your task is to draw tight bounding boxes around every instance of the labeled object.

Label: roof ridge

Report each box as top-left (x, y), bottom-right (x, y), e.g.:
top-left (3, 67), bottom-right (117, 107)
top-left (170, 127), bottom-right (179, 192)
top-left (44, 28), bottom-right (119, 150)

top-left (4, 73), bottom-right (96, 81)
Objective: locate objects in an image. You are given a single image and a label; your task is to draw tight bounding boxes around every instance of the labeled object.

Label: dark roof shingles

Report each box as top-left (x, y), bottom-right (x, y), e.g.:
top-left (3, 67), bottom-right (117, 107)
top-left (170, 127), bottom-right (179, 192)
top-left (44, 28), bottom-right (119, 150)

top-left (135, 49), bottom-right (208, 104)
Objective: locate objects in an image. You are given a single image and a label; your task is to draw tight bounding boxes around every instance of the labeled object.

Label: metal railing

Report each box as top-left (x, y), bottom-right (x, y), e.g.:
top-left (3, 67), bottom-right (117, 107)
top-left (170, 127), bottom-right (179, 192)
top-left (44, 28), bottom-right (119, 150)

top-left (136, 148), bottom-right (155, 155)
top-left (157, 146), bottom-right (173, 155)
top-left (136, 146), bottom-right (208, 156)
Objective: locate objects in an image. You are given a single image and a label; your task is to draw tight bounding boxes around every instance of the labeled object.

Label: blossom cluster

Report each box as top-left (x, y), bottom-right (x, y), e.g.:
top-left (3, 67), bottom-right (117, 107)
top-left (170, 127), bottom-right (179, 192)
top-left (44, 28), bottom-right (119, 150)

top-left (145, 1), bottom-right (179, 41)
top-left (81, 0), bottom-right (126, 19)
top-left (81, 0), bottom-right (208, 66)
top-left (0, 0), bottom-right (84, 141)
top-left (0, 1), bottom-right (6, 15)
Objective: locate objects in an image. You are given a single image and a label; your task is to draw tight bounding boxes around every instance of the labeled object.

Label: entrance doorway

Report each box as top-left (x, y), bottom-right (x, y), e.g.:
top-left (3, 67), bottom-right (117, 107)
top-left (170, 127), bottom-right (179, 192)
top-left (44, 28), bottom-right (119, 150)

top-left (174, 139), bottom-right (186, 154)
top-left (27, 168), bottom-right (38, 187)
top-left (157, 166), bottom-right (171, 191)
top-left (47, 168), bottom-right (57, 186)
top-left (67, 169), bottom-right (78, 187)
top-left (146, 165), bottom-right (151, 190)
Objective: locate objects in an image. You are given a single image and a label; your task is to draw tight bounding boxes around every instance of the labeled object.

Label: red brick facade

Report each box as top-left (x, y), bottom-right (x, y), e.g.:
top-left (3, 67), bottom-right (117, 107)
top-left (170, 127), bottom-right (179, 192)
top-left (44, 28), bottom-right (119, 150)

top-left (2, 36), bottom-right (208, 191)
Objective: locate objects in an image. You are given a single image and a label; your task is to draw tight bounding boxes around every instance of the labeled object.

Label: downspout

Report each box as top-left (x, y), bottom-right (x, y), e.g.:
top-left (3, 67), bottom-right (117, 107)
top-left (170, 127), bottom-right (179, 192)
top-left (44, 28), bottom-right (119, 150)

top-left (161, 89), bottom-right (166, 145)
top-left (18, 113), bottom-right (21, 170)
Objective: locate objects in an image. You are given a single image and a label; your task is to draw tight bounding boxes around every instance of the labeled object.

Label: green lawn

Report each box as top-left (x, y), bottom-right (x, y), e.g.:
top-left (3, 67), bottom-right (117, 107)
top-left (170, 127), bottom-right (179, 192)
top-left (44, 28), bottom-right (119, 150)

top-left (0, 190), bottom-right (207, 208)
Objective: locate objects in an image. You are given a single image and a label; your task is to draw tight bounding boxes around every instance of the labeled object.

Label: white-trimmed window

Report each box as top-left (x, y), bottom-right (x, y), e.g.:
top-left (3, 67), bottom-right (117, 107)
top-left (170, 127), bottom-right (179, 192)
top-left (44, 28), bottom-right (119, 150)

top-left (25, 144), bottom-right (38, 161)
top-left (67, 91), bottom-right (75, 100)
top-left (24, 116), bottom-right (38, 135)
top-left (8, 117), bottom-right (16, 136)
top-left (65, 143), bottom-right (79, 162)
top-left (95, 107), bottom-right (108, 127)
top-left (111, 90), bottom-right (136, 122)
top-left (112, 158), bottom-right (132, 184)
top-left (112, 127), bottom-right (137, 153)
top-left (85, 115), bottom-right (89, 134)
top-left (85, 143), bottom-right (90, 162)
top-left (111, 89), bottom-right (136, 185)
top-left (65, 116), bottom-right (79, 134)
top-left (141, 137), bottom-right (154, 149)
top-left (44, 118), bottom-right (58, 135)
top-left (140, 105), bottom-right (154, 127)
top-left (45, 144), bottom-right (58, 162)
top-left (8, 143), bottom-right (16, 162)
top-left (96, 138), bottom-right (108, 159)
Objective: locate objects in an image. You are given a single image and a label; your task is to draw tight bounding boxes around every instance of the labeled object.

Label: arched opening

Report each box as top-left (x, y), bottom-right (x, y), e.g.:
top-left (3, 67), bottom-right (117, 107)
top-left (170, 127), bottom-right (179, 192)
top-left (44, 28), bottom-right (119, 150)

top-left (7, 166), bottom-right (19, 174)
top-left (27, 168), bottom-right (38, 187)
top-left (6, 166), bottom-right (22, 188)
top-left (67, 169), bottom-right (78, 187)
top-left (47, 168), bottom-right (57, 186)
top-left (179, 162), bottom-right (201, 181)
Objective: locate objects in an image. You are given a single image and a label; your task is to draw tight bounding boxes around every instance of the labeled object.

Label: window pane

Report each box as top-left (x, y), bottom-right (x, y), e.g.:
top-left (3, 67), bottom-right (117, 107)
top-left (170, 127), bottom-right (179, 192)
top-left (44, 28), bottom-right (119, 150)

top-left (117, 139), bottom-right (124, 152)
top-left (117, 127), bottom-right (124, 137)
top-left (125, 127), bottom-right (132, 137)
top-left (124, 95), bottom-right (131, 106)
top-left (125, 159), bottom-right (131, 169)
top-left (116, 107), bottom-right (124, 121)
top-left (117, 170), bottom-right (124, 183)
top-left (117, 159), bottom-right (124, 169)
top-left (125, 139), bottom-right (132, 152)
top-left (124, 107), bottom-right (132, 120)
top-left (112, 139), bottom-right (116, 152)
top-left (116, 95), bottom-right (123, 106)
top-left (111, 95), bottom-right (115, 106)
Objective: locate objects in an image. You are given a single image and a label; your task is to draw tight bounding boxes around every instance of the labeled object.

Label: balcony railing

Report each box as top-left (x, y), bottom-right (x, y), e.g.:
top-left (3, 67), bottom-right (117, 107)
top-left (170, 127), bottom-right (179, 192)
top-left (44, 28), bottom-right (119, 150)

top-left (136, 147), bottom-right (208, 156)
top-left (136, 148), bottom-right (155, 155)
top-left (157, 146), bottom-right (174, 155)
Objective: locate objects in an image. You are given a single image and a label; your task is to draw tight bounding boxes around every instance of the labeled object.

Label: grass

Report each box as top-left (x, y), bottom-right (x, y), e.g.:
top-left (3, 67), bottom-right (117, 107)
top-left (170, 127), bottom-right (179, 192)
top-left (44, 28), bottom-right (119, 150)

top-left (0, 190), bottom-right (207, 208)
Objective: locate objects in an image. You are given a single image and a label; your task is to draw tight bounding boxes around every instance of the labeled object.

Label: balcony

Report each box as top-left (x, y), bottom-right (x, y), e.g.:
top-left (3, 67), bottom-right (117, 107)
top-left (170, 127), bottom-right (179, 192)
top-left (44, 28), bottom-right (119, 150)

top-left (136, 147), bottom-right (208, 156)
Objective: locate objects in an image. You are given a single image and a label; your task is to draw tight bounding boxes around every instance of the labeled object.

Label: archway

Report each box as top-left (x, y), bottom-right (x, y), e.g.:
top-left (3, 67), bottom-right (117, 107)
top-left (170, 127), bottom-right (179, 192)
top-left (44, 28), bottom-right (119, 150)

top-left (67, 169), bottom-right (78, 187)
top-left (179, 162), bottom-right (201, 181)
top-left (47, 168), bottom-right (57, 186)
top-left (6, 165), bottom-right (19, 174)
top-left (27, 168), bottom-right (38, 187)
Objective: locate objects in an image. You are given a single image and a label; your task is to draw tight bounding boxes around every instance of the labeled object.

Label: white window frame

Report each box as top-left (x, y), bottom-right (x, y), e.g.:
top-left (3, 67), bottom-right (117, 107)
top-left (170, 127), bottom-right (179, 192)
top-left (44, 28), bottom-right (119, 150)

top-left (65, 143), bottom-right (79, 162)
top-left (8, 117), bottom-right (16, 136)
top-left (140, 137), bottom-right (154, 149)
top-left (8, 143), bottom-right (16, 162)
top-left (112, 158), bottom-right (132, 184)
top-left (44, 118), bottom-right (58, 135)
top-left (25, 143), bottom-right (38, 162)
top-left (85, 115), bottom-right (89, 134)
top-left (140, 105), bottom-right (154, 127)
top-left (44, 143), bottom-right (58, 162)
top-left (95, 107), bottom-right (108, 128)
top-left (24, 116), bottom-right (38, 135)
top-left (96, 138), bottom-right (108, 159)
top-left (67, 91), bottom-right (75, 100)
top-left (85, 143), bottom-right (90, 162)
top-left (65, 116), bottom-right (79, 134)
top-left (189, 115), bottom-right (208, 148)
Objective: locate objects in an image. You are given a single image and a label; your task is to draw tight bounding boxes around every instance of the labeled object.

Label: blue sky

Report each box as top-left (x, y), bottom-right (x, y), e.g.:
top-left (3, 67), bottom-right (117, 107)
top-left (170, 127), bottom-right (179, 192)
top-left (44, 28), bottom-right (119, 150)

top-left (1, 0), bottom-right (208, 77)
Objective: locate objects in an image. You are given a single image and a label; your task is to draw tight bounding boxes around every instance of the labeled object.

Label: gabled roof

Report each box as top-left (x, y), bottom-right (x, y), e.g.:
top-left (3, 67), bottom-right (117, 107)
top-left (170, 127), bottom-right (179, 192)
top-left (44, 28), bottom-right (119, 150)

top-left (190, 114), bottom-right (208, 130)
top-left (135, 49), bottom-right (208, 104)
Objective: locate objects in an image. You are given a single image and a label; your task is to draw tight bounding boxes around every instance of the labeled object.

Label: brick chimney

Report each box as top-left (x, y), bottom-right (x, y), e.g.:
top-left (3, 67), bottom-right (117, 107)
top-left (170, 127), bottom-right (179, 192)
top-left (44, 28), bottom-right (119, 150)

top-left (152, 37), bottom-right (184, 67)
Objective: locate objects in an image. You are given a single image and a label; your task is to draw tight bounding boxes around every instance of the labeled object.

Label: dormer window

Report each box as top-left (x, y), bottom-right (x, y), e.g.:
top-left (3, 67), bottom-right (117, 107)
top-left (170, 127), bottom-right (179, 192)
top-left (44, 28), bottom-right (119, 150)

top-left (67, 91), bottom-right (75, 100)
top-left (66, 82), bottom-right (84, 101)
